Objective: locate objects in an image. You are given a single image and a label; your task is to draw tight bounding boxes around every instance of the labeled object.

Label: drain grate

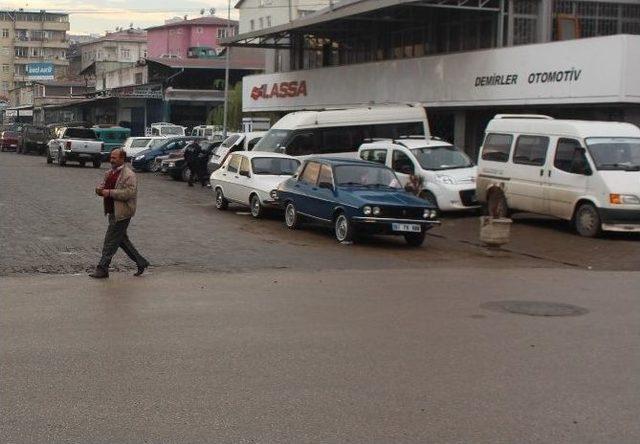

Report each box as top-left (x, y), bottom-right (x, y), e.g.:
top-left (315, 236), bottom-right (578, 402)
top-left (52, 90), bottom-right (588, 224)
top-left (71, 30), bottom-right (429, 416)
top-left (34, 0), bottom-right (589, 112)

top-left (481, 300), bottom-right (589, 317)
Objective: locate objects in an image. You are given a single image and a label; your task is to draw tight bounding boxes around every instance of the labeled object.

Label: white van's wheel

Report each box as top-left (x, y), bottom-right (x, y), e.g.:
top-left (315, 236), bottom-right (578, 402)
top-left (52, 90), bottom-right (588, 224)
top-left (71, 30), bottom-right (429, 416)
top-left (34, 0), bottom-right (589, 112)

top-left (575, 203), bottom-right (602, 237)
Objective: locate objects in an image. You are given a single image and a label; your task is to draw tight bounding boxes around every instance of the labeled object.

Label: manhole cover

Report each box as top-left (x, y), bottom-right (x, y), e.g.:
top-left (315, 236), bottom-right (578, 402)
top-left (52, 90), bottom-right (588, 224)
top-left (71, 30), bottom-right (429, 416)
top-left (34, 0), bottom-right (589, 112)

top-left (481, 300), bottom-right (589, 317)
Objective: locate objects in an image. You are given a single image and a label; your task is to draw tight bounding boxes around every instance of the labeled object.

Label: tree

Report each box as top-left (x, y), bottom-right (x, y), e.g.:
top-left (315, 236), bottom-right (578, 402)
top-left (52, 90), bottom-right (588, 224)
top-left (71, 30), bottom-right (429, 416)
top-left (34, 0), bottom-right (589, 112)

top-left (208, 82), bottom-right (243, 131)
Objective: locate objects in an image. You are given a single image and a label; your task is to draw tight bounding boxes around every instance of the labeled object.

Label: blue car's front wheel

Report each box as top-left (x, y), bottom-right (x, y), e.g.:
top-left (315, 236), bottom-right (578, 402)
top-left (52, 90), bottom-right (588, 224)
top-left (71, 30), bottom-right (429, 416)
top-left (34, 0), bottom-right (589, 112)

top-left (285, 202), bottom-right (302, 229)
top-left (334, 212), bottom-right (354, 243)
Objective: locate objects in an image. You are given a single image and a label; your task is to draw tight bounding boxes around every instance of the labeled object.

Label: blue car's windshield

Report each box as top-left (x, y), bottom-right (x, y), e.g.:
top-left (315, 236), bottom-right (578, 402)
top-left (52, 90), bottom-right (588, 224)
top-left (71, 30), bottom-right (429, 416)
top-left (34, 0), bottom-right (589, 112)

top-left (334, 165), bottom-right (402, 189)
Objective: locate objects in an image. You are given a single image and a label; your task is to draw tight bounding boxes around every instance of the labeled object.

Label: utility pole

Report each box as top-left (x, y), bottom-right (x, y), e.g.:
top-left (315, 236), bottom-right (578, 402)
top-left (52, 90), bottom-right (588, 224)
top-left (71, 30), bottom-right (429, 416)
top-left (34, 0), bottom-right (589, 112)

top-left (222, 0), bottom-right (232, 138)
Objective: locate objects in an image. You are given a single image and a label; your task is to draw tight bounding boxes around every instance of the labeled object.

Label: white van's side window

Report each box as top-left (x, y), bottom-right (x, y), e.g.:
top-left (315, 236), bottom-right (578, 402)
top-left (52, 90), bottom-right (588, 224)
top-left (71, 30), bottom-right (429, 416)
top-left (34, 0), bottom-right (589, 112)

top-left (513, 135), bottom-right (549, 166)
top-left (360, 149), bottom-right (387, 165)
top-left (481, 134), bottom-right (513, 162)
top-left (392, 150), bottom-right (415, 175)
top-left (554, 138), bottom-right (589, 174)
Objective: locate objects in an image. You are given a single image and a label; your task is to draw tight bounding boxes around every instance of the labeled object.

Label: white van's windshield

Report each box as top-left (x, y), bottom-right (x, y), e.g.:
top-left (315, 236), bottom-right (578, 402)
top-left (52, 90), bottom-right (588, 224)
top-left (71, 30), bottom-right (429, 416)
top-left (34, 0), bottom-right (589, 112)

top-left (253, 129), bottom-right (291, 152)
top-left (411, 145), bottom-right (473, 170)
top-left (161, 126), bottom-right (184, 136)
top-left (586, 138), bottom-right (640, 171)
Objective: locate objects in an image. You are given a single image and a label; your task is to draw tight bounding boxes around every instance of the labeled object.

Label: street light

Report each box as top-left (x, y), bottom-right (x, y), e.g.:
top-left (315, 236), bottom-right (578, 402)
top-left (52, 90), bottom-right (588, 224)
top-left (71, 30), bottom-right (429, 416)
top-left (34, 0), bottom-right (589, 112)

top-left (222, 0), bottom-right (232, 138)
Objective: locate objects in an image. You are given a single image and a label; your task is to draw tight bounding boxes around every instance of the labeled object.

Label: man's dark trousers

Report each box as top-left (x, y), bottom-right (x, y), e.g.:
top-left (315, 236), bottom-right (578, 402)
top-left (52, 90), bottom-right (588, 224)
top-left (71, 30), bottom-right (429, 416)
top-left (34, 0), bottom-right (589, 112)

top-left (98, 214), bottom-right (148, 271)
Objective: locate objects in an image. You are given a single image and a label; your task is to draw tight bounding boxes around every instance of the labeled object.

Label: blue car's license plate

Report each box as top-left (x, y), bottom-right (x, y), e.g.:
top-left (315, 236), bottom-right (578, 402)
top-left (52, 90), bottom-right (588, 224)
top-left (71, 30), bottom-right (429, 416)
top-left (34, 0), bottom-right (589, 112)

top-left (392, 223), bottom-right (421, 233)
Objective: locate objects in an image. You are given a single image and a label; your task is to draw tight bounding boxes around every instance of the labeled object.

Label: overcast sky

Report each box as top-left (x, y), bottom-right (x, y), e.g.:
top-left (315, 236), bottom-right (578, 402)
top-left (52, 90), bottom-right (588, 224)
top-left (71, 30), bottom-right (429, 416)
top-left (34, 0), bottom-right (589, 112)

top-left (5, 0), bottom-right (239, 34)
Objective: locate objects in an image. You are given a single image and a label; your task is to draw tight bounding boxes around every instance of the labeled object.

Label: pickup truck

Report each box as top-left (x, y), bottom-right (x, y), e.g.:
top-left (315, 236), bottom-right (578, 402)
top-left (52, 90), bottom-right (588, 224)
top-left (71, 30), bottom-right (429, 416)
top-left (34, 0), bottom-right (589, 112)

top-left (46, 127), bottom-right (104, 168)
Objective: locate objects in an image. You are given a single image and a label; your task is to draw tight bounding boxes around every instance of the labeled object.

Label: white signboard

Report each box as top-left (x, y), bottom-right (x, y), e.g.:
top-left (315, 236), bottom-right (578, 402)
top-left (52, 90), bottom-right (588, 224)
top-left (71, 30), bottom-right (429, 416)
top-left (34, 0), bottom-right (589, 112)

top-left (243, 34), bottom-right (640, 112)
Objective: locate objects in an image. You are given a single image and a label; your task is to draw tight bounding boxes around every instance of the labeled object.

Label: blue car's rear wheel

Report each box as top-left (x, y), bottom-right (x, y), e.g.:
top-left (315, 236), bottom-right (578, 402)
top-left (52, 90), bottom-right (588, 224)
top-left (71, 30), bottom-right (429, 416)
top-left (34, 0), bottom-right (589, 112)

top-left (334, 212), bottom-right (354, 243)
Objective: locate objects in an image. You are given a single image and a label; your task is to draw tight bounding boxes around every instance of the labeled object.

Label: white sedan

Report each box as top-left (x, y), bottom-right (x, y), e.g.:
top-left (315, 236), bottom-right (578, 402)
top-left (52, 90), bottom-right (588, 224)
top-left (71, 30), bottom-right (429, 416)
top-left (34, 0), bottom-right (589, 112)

top-left (210, 151), bottom-right (300, 218)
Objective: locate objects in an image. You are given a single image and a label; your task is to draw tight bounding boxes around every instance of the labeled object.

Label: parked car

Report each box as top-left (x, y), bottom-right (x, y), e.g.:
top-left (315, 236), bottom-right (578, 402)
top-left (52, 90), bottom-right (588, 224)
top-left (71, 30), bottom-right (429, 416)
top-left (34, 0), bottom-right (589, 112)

top-left (17, 125), bottom-right (50, 155)
top-left (274, 158), bottom-right (440, 245)
top-left (476, 114), bottom-right (640, 237)
top-left (165, 141), bottom-right (220, 181)
top-left (131, 137), bottom-right (203, 172)
top-left (206, 132), bottom-right (266, 174)
top-left (92, 126), bottom-right (131, 159)
top-left (212, 152), bottom-right (301, 217)
top-left (46, 127), bottom-right (103, 167)
top-left (358, 137), bottom-right (478, 211)
top-left (121, 136), bottom-right (167, 159)
top-left (1, 129), bottom-right (21, 151)
top-left (252, 104), bottom-right (430, 156)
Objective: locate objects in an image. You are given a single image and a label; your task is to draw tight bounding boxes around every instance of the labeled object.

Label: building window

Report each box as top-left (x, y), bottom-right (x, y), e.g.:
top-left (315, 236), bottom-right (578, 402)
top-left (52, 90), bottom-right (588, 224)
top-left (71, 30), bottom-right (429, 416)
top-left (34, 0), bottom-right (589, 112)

top-left (1, 28), bottom-right (9, 38)
top-left (250, 20), bottom-right (255, 31)
top-left (1, 64), bottom-right (9, 73)
top-left (195, 27), bottom-right (203, 34)
top-left (554, 1), bottom-right (640, 39)
top-left (121, 48), bottom-right (130, 59)
top-left (259, 18), bottom-right (264, 29)
top-left (217, 28), bottom-right (227, 39)
top-left (266, 16), bottom-right (272, 28)
top-left (1, 81), bottom-right (9, 92)
top-left (14, 47), bottom-right (28, 58)
top-left (135, 72), bottom-right (143, 84)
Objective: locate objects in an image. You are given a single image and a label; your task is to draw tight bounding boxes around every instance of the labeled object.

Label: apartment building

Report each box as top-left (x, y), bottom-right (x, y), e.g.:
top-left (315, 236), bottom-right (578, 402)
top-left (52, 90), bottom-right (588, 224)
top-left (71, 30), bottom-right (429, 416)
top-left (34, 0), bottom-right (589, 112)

top-left (78, 28), bottom-right (147, 90)
top-left (0, 9), bottom-right (70, 100)
top-left (235, 0), bottom-right (331, 34)
top-left (146, 15), bottom-right (237, 59)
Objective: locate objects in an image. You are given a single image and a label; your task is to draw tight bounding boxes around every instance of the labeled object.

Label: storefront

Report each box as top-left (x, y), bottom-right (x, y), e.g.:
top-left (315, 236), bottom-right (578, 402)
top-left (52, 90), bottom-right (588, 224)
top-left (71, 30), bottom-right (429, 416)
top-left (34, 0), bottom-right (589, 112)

top-left (240, 34), bottom-right (640, 157)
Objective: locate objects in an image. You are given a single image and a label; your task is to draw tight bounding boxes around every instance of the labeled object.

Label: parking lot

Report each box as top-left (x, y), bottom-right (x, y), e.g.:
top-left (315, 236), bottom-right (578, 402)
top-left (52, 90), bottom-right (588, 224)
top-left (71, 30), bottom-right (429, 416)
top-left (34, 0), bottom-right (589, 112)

top-left (1, 151), bottom-right (639, 275)
top-left (2, 151), bottom-right (640, 442)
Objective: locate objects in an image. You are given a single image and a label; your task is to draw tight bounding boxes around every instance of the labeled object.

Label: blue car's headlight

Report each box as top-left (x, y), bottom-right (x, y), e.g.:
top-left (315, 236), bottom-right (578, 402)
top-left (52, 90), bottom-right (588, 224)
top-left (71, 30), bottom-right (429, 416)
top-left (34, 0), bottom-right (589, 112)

top-left (372, 206), bottom-right (381, 216)
top-left (134, 155), bottom-right (145, 161)
top-left (363, 206), bottom-right (372, 216)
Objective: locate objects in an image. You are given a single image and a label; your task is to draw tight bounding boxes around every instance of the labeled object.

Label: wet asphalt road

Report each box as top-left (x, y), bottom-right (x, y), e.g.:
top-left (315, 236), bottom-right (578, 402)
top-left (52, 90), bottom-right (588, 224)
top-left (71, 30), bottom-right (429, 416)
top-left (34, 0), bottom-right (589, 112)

top-left (2, 268), bottom-right (639, 443)
top-left (1, 152), bottom-right (640, 442)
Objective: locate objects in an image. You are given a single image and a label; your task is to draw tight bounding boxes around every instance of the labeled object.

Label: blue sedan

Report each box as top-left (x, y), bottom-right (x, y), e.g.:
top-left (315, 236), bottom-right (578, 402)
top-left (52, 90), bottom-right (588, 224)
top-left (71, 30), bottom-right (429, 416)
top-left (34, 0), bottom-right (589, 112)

top-left (275, 158), bottom-right (440, 246)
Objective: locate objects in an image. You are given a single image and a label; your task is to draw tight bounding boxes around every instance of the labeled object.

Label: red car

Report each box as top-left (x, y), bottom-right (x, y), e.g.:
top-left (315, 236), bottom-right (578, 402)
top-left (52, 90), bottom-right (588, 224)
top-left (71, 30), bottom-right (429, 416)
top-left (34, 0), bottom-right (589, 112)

top-left (1, 130), bottom-right (20, 151)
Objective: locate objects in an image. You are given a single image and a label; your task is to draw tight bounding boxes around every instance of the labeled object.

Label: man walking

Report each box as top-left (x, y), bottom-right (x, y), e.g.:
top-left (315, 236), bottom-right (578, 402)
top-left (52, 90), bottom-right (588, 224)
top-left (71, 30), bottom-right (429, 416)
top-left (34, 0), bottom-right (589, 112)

top-left (90, 148), bottom-right (149, 279)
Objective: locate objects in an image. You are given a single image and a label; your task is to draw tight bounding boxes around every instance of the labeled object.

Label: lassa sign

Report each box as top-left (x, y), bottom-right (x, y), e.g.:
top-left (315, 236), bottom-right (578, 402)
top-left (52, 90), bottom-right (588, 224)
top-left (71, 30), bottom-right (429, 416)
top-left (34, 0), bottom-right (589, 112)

top-left (251, 80), bottom-right (307, 100)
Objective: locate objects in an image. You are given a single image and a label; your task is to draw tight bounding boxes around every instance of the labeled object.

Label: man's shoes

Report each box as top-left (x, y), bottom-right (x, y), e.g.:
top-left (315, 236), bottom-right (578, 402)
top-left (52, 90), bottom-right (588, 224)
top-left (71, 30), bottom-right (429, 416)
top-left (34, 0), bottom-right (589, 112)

top-left (134, 262), bottom-right (149, 277)
top-left (89, 267), bottom-right (109, 279)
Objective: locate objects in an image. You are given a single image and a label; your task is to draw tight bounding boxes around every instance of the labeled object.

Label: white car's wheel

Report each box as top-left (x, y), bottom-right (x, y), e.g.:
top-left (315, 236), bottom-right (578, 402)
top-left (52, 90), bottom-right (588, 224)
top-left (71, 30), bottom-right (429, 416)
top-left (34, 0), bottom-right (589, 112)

top-left (215, 188), bottom-right (228, 210)
top-left (250, 194), bottom-right (263, 218)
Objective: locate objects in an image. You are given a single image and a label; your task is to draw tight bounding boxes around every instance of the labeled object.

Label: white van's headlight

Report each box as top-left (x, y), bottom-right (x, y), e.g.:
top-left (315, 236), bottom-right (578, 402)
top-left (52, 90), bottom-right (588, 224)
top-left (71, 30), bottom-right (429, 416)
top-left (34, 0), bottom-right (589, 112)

top-left (610, 194), bottom-right (640, 205)
top-left (436, 175), bottom-right (455, 185)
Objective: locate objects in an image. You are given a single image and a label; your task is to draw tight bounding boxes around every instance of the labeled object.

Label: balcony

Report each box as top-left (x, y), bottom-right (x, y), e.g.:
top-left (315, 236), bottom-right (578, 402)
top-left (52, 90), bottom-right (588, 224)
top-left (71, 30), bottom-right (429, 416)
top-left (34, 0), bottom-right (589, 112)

top-left (13, 21), bottom-right (70, 32)
top-left (13, 38), bottom-right (69, 48)
top-left (13, 57), bottom-right (69, 66)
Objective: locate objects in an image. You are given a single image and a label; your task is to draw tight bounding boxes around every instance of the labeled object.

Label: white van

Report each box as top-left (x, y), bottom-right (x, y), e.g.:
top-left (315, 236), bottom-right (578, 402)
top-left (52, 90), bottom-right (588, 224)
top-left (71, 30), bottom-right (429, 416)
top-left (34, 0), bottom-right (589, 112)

top-left (148, 122), bottom-right (186, 137)
top-left (476, 115), bottom-right (640, 236)
top-left (358, 137), bottom-right (478, 211)
top-left (252, 104), bottom-right (430, 156)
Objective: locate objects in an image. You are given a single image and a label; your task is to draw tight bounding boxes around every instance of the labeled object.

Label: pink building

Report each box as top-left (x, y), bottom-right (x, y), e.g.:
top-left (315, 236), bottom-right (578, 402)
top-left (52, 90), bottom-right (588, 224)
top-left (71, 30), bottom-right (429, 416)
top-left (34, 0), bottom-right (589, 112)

top-left (147, 16), bottom-right (238, 59)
